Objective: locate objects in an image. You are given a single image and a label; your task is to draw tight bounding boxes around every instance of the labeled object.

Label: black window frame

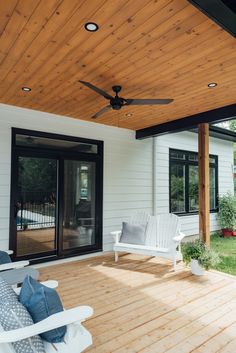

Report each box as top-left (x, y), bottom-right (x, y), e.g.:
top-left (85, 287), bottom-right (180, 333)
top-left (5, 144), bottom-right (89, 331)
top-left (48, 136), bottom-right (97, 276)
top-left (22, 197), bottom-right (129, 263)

top-left (169, 148), bottom-right (218, 216)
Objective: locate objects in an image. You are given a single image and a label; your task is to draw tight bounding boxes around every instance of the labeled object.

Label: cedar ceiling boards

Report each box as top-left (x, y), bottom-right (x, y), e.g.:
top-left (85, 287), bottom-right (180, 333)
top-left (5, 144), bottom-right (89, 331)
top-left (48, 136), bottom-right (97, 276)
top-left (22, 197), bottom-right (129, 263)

top-left (0, 0), bottom-right (236, 130)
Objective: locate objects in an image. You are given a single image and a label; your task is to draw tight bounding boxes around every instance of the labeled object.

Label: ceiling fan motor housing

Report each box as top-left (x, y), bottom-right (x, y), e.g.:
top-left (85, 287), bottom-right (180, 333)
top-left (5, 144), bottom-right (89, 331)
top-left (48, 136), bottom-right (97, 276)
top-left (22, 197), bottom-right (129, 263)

top-left (110, 96), bottom-right (125, 110)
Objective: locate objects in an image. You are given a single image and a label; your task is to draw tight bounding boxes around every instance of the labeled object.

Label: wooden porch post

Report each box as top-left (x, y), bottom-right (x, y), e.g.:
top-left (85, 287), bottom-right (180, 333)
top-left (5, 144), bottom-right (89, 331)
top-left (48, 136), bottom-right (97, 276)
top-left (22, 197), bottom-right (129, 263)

top-left (198, 123), bottom-right (210, 246)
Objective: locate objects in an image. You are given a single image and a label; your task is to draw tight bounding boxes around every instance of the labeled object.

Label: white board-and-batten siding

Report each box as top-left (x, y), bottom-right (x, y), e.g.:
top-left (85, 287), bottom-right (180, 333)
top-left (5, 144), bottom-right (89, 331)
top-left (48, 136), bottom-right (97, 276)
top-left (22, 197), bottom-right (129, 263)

top-left (0, 103), bottom-right (234, 253)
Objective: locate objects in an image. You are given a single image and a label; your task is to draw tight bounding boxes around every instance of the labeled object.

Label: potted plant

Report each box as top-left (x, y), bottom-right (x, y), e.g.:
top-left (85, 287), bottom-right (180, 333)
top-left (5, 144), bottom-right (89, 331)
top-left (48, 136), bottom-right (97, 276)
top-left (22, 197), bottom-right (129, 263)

top-left (218, 193), bottom-right (236, 237)
top-left (182, 240), bottom-right (220, 275)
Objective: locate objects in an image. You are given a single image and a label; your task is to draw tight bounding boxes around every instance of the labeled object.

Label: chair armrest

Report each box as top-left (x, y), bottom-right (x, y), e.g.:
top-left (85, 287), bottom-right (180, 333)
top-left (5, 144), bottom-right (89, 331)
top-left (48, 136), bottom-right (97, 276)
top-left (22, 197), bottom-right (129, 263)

top-left (173, 232), bottom-right (186, 243)
top-left (111, 230), bottom-right (122, 243)
top-left (5, 250), bottom-right (13, 255)
top-left (0, 306), bottom-right (93, 343)
top-left (0, 260), bottom-right (29, 271)
top-left (14, 280), bottom-right (59, 295)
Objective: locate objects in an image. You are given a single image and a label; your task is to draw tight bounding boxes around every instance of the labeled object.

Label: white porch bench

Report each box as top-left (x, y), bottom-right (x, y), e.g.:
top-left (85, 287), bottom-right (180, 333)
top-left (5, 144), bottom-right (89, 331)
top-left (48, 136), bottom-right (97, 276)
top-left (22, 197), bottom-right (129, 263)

top-left (112, 213), bottom-right (186, 270)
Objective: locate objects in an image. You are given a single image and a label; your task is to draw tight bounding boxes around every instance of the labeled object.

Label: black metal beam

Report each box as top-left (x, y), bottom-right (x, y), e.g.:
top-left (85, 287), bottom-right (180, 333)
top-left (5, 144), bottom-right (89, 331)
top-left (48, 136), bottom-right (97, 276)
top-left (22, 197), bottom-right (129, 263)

top-left (191, 125), bottom-right (236, 142)
top-left (188, 0), bottom-right (236, 38)
top-left (136, 103), bottom-right (236, 140)
top-left (208, 125), bottom-right (236, 142)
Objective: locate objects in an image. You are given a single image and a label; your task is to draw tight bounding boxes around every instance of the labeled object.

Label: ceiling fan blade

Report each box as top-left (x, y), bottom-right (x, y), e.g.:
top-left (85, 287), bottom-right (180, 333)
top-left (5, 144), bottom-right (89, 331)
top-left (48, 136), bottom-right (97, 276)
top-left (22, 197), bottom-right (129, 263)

top-left (79, 80), bottom-right (113, 100)
top-left (91, 105), bottom-right (112, 119)
top-left (125, 98), bottom-right (174, 105)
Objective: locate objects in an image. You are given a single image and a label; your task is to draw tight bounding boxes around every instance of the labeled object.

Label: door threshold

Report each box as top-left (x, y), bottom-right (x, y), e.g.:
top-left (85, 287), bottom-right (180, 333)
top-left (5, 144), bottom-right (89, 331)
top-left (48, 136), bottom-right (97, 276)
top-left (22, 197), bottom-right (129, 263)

top-left (33, 250), bottom-right (105, 268)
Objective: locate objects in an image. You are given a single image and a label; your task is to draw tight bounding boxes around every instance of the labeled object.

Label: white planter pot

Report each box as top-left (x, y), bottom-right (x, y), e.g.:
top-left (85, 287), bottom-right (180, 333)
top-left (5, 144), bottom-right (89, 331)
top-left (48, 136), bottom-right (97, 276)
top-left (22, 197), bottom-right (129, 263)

top-left (191, 259), bottom-right (205, 276)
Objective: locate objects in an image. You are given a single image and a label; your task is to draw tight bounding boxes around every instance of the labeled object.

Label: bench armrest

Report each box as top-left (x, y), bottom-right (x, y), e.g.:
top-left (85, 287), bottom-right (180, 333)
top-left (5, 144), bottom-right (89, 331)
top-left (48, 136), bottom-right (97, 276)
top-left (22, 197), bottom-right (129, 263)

top-left (111, 230), bottom-right (122, 243)
top-left (173, 231), bottom-right (186, 243)
top-left (0, 306), bottom-right (93, 343)
top-left (0, 260), bottom-right (29, 271)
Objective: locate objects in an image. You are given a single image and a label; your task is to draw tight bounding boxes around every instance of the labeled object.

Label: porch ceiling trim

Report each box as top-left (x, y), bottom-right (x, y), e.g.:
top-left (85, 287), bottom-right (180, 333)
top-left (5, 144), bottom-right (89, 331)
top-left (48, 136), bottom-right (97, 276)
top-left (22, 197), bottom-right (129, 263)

top-left (136, 103), bottom-right (236, 139)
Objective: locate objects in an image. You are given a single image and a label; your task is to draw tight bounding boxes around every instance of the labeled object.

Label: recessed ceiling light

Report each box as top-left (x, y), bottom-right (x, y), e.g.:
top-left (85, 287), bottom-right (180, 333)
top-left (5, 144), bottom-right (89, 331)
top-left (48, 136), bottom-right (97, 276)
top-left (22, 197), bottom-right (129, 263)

top-left (22, 87), bottom-right (31, 92)
top-left (84, 22), bottom-right (99, 32)
top-left (125, 113), bottom-right (133, 118)
top-left (208, 82), bottom-right (217, 88)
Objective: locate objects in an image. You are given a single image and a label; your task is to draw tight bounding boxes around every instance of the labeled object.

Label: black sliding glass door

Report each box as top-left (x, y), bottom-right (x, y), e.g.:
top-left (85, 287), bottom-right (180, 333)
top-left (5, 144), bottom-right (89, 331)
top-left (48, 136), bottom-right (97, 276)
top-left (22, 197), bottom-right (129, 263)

top-left (10, 129), bottom-right (103, 262)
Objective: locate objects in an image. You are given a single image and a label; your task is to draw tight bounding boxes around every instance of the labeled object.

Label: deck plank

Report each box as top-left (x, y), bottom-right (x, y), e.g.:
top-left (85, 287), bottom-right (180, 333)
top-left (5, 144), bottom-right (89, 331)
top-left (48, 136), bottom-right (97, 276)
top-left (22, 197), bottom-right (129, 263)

top-left (39, 253), bottom-right (236, 353)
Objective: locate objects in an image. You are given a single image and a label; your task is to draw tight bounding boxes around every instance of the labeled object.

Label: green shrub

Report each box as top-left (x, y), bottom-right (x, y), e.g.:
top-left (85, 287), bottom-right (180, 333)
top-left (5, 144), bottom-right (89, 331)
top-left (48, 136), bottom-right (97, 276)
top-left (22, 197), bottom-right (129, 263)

top-left (198, 247), bottom-right (220, 270)
top-left (218, 193), bottom-right (236, 231)
top-left (182, 240), bottom-right (220, 270)
top-left (182, 240), bottom-right (205, 265)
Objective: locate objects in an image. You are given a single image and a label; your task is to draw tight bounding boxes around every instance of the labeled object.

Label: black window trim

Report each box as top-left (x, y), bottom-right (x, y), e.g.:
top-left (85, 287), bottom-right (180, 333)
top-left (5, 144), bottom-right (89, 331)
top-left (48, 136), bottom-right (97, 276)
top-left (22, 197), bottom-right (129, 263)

top-left (10, 128), bottom-right (104, 264)
top-left (12, 127), bottom-right (103, 157)
top-left (169, 148), bottom-right (219, 216)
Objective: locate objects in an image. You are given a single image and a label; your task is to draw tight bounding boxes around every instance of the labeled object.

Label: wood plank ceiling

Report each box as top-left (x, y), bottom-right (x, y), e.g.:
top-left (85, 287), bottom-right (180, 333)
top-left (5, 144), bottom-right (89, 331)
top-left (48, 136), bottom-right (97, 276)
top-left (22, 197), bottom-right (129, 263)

top-left (0, 0), bottom-right (236, 130)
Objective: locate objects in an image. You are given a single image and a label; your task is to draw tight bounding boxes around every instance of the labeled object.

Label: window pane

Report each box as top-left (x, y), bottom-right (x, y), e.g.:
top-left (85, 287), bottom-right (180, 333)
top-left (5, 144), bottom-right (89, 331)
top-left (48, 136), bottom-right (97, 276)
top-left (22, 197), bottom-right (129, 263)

top-left (170, 164), bottom-right (185, 213)
top-left (16, 134), bottom-right (98, 154)
top-left (189, 153), bottom-right (198, 162)
top-left (62, 161), bottom-right (96, 250)
top-left (17, 157), bottom-right (57, 256)
top-left (170, 151), bottom-right (186, 160)
top-left (189, 165), bottom-right (199, 211)
top-left (209, 157), bottom-right (216, 164)
top-left (210, 167), bottom-right (216, 209)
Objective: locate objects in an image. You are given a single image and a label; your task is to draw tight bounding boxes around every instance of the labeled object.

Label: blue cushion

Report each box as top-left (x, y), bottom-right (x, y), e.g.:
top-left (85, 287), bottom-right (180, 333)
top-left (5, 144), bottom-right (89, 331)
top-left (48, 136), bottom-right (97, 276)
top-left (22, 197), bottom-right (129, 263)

top-left (19, 275), bottom-right (42, 306)
top-left (19, 276), bottom-right (66, 343)
top-left (0, 250), bottom-right (11, 264)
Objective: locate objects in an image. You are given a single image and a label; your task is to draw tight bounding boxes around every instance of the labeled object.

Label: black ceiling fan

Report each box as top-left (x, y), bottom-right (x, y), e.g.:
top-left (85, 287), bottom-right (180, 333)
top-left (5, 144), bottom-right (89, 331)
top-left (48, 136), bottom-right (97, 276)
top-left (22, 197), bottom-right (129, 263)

top-left (79, 80), bottom-right (174, 119)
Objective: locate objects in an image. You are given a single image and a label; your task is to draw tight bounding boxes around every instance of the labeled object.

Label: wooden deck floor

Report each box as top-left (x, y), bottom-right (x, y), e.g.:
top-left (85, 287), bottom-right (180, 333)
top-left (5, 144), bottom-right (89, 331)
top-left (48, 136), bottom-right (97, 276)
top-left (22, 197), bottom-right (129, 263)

top-left (39, 253), bottom-right (236, 353)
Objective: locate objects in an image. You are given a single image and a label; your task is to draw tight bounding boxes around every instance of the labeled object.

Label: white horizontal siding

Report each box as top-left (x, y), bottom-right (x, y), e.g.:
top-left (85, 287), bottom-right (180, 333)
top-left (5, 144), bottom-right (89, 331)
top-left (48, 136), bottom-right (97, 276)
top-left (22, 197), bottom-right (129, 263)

top-left (155, 131), bottom-right (234, 236)
top-left (0, 103), bottom-right (234, 253)
top-left (0, 103), bottom-right (152, 252)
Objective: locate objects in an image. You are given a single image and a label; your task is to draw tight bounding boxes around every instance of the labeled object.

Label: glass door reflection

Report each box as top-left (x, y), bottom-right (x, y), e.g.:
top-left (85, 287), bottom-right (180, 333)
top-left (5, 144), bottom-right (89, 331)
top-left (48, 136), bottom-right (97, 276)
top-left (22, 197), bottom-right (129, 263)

top-left (63, 160), bottom-right (96, 250)
top-left (16, 156), bottom-right (57, 257)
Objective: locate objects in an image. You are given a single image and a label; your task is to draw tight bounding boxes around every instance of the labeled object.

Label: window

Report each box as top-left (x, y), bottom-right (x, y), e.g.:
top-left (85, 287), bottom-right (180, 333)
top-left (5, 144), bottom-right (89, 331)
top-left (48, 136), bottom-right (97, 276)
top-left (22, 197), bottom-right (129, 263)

top-left (15, 133), bottom-right (98, 153)
top-left (170, 149), bottom-right (218, 214)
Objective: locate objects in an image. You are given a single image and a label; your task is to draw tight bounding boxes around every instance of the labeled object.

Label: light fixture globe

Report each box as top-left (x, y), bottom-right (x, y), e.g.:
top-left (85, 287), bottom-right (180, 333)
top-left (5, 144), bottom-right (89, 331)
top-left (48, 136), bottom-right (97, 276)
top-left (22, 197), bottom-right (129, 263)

top-left (22, 87), bottom-right (31, 92)
top-left (208, 82), bottom-right (217, 88)
top-left (84, 22), bottom-right (99, 32)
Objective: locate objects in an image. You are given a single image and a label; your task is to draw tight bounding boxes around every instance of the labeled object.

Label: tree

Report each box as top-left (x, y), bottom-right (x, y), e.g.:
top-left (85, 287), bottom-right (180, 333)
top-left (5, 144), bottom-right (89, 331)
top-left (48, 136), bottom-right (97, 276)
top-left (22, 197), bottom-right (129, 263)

top-left (229, 120), bottom-right (236, 132)
top-left (19, 157), bottom-right (57, 202)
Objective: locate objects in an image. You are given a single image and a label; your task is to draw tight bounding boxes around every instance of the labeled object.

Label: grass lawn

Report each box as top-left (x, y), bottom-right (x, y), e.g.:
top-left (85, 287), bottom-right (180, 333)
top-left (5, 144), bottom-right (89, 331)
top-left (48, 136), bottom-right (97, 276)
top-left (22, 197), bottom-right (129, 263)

top-left (211, 233), bottom-right (236, 276)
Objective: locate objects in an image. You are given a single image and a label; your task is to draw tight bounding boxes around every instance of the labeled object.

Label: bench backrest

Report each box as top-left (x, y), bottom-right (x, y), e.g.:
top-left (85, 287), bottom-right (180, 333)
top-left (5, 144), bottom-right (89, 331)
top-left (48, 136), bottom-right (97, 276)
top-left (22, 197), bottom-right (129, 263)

top-left (130, 211), bottom-right (150, 226)
top-left (145, 214), bottom-right (180, 249)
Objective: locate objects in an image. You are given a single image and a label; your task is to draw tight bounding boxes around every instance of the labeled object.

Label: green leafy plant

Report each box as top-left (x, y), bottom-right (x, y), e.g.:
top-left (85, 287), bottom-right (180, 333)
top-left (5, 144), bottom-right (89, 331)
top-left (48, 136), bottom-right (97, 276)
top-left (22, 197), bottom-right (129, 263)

top-left (182, 240), bottom-right (220, 270)
top-left (198, 247), bottom-right (220, 270)
top-left (218, 193), bottom-right (236, 231)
